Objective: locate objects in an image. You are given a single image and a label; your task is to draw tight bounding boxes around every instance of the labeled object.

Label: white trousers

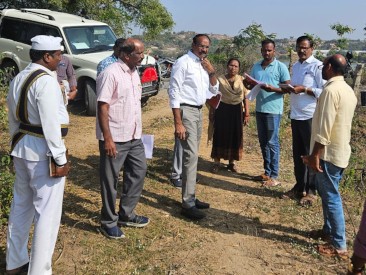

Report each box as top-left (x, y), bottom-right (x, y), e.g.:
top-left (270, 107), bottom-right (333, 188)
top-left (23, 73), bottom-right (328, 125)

top-left (6, 157), bottom-right (65, 275)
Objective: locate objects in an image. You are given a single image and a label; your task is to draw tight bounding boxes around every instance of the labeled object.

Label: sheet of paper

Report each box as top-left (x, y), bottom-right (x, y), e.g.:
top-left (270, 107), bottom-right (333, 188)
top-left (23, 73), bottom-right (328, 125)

top-left (141, 134), bottom-right (154, 159)
top-left (72, 42), bottom-right (89, 49)
top-left (244, 73), bottom-right (264, 86)
top-left (246, 84), bottom-right (262, 101)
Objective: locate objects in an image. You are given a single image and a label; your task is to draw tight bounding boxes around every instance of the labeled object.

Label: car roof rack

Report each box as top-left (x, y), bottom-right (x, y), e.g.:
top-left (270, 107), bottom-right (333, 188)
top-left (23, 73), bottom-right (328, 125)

top-left (20, 9), bottom-right (55, 21)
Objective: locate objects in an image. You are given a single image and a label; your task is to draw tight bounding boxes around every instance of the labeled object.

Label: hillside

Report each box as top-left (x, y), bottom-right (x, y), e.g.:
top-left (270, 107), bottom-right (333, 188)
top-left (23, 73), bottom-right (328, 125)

top-left (137, 31), bottom-right (366, 60)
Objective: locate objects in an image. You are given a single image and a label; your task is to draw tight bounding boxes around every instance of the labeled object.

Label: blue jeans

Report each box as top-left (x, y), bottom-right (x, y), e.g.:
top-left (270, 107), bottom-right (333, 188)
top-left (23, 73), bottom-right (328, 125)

top-left (256, 112), bottom-right (281, 179)
top-left (315, 159), bottom-right (346, 250)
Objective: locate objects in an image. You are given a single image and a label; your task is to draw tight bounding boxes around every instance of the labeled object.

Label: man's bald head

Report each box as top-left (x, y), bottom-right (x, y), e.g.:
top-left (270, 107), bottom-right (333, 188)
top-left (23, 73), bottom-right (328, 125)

top-left (327, 54), bottom-right (347, 76)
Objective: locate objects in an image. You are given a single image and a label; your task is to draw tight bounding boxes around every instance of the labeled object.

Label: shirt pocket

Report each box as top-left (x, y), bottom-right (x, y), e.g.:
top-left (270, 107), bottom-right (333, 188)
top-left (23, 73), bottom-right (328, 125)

top-left (303, 71), bottom-right (315, 87)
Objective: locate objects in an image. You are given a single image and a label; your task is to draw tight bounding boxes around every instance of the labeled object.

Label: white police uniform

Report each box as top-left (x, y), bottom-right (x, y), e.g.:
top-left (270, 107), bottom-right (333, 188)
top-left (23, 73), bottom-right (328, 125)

top-left (6, 35), bottom-right (69, 275)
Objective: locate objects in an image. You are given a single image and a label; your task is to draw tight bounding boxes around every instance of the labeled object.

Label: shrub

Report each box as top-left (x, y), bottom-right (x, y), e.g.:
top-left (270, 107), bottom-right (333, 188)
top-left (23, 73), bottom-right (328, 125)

top-left (0, 155), bottom-right (14, 225)
top-left (0, 67), bottom-right (14, 226)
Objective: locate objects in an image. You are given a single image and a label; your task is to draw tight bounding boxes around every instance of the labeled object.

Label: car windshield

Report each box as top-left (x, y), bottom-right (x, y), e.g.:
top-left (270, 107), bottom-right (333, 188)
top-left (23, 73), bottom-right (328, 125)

top-left (63, 26), bottom-right (116, 54)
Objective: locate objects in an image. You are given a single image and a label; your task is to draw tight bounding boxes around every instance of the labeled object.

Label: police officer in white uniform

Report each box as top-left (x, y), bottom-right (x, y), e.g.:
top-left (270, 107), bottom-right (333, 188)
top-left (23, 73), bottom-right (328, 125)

top-left (6, 35), bottom-right (70, 275)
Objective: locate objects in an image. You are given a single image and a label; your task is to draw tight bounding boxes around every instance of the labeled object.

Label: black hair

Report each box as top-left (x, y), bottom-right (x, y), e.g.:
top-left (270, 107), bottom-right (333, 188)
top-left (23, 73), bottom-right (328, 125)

top-left (296, 35), bottom-right (314, 48)
top-left (29, 49), bottom-right (57, 62)
top-left (119, 40), bottom-right (136, 55)
top-left (114, 38), bottom-right (125, 48)
top-left (192, 34), bottom-right (211, 45)
top-left (227, 58), bottom-right (241, 68)
top-left (261, 38), bottom-right (275, 48)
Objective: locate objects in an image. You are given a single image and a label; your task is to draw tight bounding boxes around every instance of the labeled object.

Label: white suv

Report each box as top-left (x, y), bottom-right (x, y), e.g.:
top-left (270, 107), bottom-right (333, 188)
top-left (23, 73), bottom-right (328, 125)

top-left (0, 8), bottom-right (160, 115)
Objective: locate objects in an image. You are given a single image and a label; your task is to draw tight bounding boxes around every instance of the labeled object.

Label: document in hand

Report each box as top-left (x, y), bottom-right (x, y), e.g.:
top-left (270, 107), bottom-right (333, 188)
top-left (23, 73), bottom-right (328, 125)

top-left (142, 134), bottom-right (154, 159)
top-left (246, 84), bottom-right (262, 101)
top-left (279, 83), bottom-right (295, 90)
top-left (244, 73), bottom-right (264, 86)
top-left (206, 94), bottom-right (222, 109)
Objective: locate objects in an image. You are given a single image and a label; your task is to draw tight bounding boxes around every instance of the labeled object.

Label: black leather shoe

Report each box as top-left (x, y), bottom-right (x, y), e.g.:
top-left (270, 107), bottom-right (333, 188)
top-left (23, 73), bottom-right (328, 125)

top-left (195, 199), bottom-right (210, 209)
top-left (170, 178), bottom-right (182, 188)
top-left (181, 206), bottom-right (206, 220)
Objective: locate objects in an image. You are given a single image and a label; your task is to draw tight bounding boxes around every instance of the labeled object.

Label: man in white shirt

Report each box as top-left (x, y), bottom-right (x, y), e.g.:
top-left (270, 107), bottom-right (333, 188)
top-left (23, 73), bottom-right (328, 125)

top-left (6, 35), bottom-right (69, 275)
top-left (281, 36), bottom-right (325, 206)
top-left (168, 34), bottom-right (219, 220)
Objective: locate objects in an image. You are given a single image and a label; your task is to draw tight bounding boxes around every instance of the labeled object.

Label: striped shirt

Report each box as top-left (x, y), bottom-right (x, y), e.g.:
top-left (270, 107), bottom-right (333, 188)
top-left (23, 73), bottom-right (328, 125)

top-left (96, 60), bottom-right (142, 142)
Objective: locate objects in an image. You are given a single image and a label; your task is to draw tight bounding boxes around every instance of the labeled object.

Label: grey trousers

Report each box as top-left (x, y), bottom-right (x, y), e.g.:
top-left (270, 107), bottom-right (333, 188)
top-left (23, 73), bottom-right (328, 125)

top-left (99, 139), bottom-right (147, 228)
top-left (179, 105), bottom-right (202, 208)
top-left (171, 136), bottom-right (183, 180)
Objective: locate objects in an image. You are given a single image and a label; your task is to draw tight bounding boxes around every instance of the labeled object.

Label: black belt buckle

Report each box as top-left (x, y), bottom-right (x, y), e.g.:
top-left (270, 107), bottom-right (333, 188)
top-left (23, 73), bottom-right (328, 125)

top-left (181, 103), bottom-right (202, 109)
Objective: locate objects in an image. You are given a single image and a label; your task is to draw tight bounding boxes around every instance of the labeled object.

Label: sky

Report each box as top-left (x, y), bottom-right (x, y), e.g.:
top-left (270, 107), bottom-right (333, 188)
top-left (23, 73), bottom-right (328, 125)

top-left (156, 0), bottom-right (366, 40)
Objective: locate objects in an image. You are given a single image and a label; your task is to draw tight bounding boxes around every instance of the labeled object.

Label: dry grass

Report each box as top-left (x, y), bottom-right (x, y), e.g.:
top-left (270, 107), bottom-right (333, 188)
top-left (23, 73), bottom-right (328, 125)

top-left (0, 90), bottom-right (365, 274)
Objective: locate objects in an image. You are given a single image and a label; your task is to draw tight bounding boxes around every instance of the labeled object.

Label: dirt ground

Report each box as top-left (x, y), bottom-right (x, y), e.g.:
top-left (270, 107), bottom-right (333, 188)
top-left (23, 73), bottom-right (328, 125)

top-left (0, 89), bottom-right (361, 274)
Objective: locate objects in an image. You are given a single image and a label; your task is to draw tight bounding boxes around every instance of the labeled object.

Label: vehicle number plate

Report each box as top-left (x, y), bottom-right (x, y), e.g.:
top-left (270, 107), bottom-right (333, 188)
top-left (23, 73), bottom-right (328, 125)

top-left (142, 82), bottom-right (152, 88)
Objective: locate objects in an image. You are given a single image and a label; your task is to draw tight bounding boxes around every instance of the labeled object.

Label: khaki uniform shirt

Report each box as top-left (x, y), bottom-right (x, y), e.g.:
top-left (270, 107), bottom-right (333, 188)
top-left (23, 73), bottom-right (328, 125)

top-left (310, 76), bottom-right (357, 168)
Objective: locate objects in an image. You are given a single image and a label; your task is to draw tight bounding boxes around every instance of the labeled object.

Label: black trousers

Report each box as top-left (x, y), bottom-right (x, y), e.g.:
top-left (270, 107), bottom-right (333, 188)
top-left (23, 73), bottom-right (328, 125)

top-left (291, 119), bottom-right (316, 194)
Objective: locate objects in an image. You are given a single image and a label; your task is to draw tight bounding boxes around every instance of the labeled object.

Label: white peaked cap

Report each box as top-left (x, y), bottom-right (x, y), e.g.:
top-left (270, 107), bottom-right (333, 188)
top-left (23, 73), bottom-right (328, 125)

top-left (31, 35), bottom-right (63, 51)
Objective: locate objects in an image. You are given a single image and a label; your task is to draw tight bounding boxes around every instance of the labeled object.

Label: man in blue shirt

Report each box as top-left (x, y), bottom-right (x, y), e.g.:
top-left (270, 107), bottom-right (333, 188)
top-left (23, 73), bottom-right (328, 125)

top-left (246, 39), bottom-right (290, 187)
top-left (97, 38), bottom-right (125, 76)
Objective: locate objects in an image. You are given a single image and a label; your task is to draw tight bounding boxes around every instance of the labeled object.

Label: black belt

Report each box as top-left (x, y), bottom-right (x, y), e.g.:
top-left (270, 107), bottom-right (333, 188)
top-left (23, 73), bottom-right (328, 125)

top-left (19, 123), bottom-right (68, 137)
top-left (180, 103), bottom-right (203, 109)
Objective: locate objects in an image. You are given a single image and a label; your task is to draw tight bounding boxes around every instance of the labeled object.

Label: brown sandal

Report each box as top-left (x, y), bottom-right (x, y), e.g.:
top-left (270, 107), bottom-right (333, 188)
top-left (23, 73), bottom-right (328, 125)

top-left (262, 178), bottom-right (281, 187)
top-left (316, 243), bottom-right (348, 260)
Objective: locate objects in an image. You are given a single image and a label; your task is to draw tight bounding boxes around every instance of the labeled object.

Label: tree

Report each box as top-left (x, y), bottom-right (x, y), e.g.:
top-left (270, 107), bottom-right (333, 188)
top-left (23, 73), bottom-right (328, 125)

top-left (330, 23), bottom-right (355, 50)
top-left (0, 0), bottom-right (174, 39)
top-left (233, 22), bottom-right (276, 48)
top-left (211, 23), bottom-right (277, 73)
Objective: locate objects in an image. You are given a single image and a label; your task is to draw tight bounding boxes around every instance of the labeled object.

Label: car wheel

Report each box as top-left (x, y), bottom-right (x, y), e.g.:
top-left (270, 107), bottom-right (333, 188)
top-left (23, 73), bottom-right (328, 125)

top-left (0, 60), bottom-right (19, 85)
top-left (141, 97), bottom-right (149, 107)
top-left (84, 79), bottom-right (96, 116)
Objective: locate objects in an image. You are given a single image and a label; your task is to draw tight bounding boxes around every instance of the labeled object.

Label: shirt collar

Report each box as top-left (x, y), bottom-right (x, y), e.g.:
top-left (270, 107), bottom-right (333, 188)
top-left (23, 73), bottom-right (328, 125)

top-left (324, 75), bottom-right (344, 87)
top-left (301, 55), bottom-right (316, 64)
top-left (31, 63), bottom-right (54, 75)
top-left (118, 59), bottom-right (136, 73)
top-left (261, 58), bottom-right (277, 67)
top-left (188, 50), bottom-right (201, 62)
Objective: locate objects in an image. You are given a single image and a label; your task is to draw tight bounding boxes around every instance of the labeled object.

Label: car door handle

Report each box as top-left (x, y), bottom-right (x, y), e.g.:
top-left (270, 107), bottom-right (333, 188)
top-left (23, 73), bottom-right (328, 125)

top-left (16, 46), bottom-right (23, 51)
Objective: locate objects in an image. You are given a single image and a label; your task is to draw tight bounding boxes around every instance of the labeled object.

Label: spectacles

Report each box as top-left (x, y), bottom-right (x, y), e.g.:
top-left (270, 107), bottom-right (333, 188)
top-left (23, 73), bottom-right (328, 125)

top-left (195, 44), bottom-right (210, 49)
top-left (296, 46), bottom-right (311, 51)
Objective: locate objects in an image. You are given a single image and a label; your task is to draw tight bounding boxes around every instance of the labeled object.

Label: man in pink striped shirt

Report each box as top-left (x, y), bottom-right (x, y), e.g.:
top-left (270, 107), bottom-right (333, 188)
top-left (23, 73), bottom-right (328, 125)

top-left (96, 38), bottom-right (149, 239)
